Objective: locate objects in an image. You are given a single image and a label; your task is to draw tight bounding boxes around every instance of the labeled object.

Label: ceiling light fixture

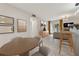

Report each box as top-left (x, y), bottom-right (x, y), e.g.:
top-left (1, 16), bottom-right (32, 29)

top-left (32, 14), bottom-right (36, 17)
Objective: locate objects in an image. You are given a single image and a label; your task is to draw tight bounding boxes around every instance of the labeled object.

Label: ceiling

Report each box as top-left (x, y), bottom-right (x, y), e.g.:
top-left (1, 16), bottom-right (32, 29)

top-left (9, 3), bottom-right (76, 19)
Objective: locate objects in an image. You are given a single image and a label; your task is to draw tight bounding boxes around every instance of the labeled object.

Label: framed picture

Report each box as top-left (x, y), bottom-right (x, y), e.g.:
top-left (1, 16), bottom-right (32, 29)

top-left (17, 19), bottom-right (26, 32)
top-left (0, 15), bottom-right (14, 34)
top-left (0, 26), bottom-right (14, 34)
top-left (0, 15), bottom-right (14, 25)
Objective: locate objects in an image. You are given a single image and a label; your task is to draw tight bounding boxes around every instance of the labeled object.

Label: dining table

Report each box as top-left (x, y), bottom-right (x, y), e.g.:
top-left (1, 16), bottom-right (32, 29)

top-left (0, 37), bottom-right (40, 56)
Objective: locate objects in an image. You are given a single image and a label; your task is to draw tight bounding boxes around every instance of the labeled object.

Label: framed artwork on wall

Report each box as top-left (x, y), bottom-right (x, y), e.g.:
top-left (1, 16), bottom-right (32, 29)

top-left (0, 15), bottom-right (14, 25)
top-left (0, 26), bottom-right (14, 34)
top-left (17, 19), bottom-right (26, 32)
top-left (0, 15), bottom-right (14, 34)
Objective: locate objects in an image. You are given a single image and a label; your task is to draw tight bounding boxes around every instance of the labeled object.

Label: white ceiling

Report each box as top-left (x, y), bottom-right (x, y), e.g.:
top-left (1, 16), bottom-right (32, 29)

top-left (9, 3), bottom-right (76, 19)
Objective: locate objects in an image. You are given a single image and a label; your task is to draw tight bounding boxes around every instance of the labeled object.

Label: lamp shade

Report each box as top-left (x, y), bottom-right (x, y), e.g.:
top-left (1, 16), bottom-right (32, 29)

top-left (43, 27), bottom-right (46, 31)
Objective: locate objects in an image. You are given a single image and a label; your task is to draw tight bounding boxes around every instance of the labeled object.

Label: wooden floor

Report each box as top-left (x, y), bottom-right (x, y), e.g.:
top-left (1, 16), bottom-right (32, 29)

top-left (42, 34), bottom-right (75, 56)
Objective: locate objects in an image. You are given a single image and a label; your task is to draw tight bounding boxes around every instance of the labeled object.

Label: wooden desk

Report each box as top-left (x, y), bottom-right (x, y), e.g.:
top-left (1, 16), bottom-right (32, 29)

top-left (0, 37), bottom-right (40, 56)
top-left (39, 31), bottom-right (49, 38)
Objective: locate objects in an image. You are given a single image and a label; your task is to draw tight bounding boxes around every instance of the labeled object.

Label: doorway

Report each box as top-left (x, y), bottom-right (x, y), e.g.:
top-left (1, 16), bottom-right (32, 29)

top-left (48, 20), bottom-right (59, 34)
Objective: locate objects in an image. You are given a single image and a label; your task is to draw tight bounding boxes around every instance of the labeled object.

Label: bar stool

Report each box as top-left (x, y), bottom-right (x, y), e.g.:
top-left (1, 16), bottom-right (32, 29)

top-left (59, 32), bottom-right (75, 55)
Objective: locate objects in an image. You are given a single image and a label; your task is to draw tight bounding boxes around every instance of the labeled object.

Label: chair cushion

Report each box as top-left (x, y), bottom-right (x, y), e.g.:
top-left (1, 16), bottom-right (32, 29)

top-left (39, 46), bottom-right (50, 56)
top-left (32, 52), bottom-right (44, 56)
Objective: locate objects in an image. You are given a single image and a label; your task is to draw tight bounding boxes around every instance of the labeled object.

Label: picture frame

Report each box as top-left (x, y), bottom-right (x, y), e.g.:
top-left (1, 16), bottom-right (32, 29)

top-left (0, 15), bottom-right (14, 25)
top-left (0, 15), bottom-right (14, 34)
top-left (0, 26), bottom-right (14, 34)
top-left (17, 19), bottom-right (26, 32)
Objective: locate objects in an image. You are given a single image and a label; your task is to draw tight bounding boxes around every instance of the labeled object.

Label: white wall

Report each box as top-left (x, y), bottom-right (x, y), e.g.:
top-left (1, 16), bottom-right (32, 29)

top-left (0, 4), bottom-right (40, 48)
top-left (30, 17), bottom-right (40, 37)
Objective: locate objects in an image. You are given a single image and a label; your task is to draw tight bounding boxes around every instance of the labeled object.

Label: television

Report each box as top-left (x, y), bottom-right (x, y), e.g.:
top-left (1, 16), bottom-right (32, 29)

top-left (64, 22), bottom-right (74, 28)
top-left (64, 23), bottom-right (68, 27)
